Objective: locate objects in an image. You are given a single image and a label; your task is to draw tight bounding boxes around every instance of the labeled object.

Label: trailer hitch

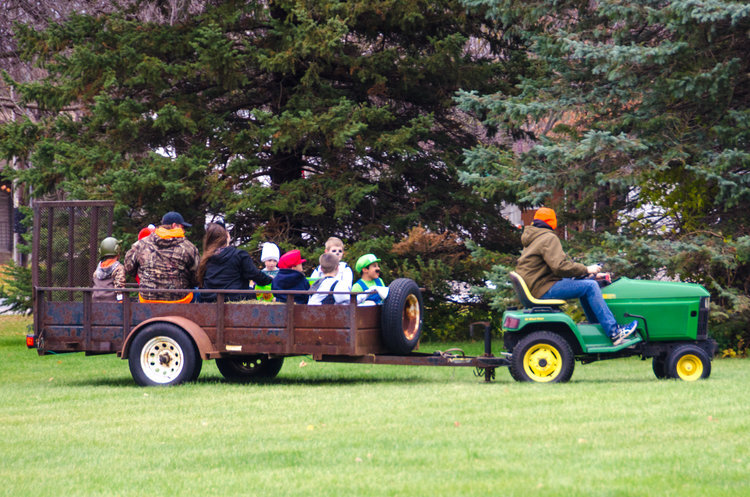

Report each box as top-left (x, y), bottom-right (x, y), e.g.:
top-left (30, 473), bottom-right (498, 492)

top-left (470, 321), bottom-right (496, 383)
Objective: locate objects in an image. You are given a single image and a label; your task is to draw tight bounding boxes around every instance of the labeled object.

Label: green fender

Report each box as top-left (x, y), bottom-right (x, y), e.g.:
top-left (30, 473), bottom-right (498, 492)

top-left (501, 309), bottom-right (607, 353)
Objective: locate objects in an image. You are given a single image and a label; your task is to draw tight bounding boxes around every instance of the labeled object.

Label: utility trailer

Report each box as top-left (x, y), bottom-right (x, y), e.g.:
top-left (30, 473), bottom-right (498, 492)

top-left (27, 201), bottom-right (508, 386)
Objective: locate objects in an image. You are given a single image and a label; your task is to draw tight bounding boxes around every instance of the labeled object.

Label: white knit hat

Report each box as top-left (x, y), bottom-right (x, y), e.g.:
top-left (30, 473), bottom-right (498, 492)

top-left (261, 242), bottom-right (280, 262)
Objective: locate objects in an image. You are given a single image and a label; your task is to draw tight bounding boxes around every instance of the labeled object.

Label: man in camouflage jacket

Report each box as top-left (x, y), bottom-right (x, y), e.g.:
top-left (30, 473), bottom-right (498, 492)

top-left (124, 211), bottom-right (200, 301)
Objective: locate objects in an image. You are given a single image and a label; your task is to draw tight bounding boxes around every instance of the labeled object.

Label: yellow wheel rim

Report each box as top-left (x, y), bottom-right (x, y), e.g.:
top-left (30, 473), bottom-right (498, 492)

top-left (676, 354), bottom-right (704, 381)
top-left (402, 294), bottom-right (421, 341)
top-left (523, 343), bottom-right (562, 382)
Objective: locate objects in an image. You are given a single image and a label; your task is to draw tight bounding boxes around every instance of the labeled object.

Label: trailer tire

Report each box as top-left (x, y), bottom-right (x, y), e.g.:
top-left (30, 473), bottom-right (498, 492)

top-left (509, 331), bottom-right (574, 383)
top-left (128, 323), bottom-right (201, 387)
top-left (215, 355), bottom-right (284, 382)
top-left (667, 344), bottom-right (711, 381)
top-left (381, 278), bottom-right (424, 354)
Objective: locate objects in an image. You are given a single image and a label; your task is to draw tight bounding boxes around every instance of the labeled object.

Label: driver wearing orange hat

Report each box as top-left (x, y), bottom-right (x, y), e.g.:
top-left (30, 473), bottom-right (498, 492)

top-left (516, 207), bottom-right (637, 345)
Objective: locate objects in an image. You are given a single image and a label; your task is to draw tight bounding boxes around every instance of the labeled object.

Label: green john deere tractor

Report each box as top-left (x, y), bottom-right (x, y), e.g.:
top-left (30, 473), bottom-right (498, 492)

top-left (501, 272), bottom-right (716, 383)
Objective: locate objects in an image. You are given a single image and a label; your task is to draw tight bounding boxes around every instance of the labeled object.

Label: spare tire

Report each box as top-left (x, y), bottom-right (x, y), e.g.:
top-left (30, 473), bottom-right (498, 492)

top-left (381, 278), bottom-right (423, 354)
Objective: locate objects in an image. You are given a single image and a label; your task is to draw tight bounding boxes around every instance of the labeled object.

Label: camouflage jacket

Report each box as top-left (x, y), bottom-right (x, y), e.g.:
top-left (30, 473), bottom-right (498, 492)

top-left (123, 227), bottom-right (200, 301)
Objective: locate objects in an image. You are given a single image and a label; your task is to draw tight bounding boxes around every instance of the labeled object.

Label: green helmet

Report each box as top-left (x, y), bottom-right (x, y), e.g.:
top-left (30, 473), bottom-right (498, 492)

top-left (355, 253), bottom-right (381, 273)
top-left (99, 237), bottom-right (120, 258)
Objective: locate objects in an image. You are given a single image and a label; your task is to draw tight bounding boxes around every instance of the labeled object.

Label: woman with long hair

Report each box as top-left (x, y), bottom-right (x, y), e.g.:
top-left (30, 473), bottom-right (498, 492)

top-left (198, 223), bottom-right (272, 302)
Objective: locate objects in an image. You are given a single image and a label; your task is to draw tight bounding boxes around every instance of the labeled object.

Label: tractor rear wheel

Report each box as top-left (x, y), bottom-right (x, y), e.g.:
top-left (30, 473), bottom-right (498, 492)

top-left (509, 331), bottom-right (574, 383)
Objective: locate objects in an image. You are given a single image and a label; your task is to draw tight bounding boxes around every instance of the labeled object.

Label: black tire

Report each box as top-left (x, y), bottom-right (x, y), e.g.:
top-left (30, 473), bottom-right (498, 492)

top-left (381, 278), bottom-right (424, 354)
top-left (189, 357), bottom-right (203, 382)
top-left (215, 355), bottom-right (284, 382)
top-left (652, 356), bottom-right (669, 379)
top-left (666, 344), bottom-right (711, 381)
top-left (128, 323), bottom-right (201, 387)
top-left (509, 331), bottom-right (575, 383)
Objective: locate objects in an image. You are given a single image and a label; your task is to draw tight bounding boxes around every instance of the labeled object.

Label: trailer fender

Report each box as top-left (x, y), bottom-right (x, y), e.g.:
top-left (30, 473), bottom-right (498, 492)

top-left (119, 316), bottom-right (216, 360)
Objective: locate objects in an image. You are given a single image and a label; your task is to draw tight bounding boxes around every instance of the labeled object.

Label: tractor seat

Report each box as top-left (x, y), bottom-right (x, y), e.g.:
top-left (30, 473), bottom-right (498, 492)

top-left (509, 271), bottom-right (566, 309)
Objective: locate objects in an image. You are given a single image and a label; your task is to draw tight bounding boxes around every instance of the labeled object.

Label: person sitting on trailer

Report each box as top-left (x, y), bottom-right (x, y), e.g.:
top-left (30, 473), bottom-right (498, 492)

top-left (272, 250), bottom-right (310, 304)
top-left (92, 237), bottom-right (126, 302)
top-left (198, 223), bottom-right (272, 302)
top-left (124, 211), bottom-right (200, 303)
top-left (352, 253), bottom-right (388, 305)
top-left (309, 236), bottom-right (353, 290)
top-left (308, 253), bottom-right (351, 305)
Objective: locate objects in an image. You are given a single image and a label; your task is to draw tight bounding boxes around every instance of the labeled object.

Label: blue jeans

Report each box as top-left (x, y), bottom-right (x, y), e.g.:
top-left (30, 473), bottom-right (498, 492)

top-left (542, 278), bottom-right (618, 336)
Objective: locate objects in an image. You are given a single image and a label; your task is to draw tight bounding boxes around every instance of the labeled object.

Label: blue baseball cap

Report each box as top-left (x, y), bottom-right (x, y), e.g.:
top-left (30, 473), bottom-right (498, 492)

top-left (161, 211), bottom-right (192, 227)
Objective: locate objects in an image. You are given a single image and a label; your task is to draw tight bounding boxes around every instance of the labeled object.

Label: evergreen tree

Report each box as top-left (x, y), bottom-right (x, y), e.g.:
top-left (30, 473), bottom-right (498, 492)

top-left (456, 0), bottom-right (750, 351)
top-left (1, 0), bottom-right (522, 255)
top-left (1, 0), bottom-right (535, 337)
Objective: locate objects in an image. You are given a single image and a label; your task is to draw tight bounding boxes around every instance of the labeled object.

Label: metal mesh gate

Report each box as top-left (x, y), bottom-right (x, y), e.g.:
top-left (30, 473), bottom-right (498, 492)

top-left (32, 201), bottom-right (114, 299)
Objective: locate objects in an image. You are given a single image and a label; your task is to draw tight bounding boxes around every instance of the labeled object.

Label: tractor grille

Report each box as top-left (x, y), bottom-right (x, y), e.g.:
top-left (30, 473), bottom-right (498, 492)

top-left (697, 297), bottom-right (709, 340)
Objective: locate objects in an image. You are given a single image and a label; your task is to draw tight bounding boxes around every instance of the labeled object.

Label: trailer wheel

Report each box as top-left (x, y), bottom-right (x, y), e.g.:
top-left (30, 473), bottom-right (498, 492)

top-left (381, 278), bottom-right (424, 354)
top-left (667, 345), bottom-right (711, 381)
top-left (652, 357), bottom-right (669, 379)
top-left (215, 355), bottom-right (284, 382)
top-left (509, 331), bottom-right (574, 383)
top-left (128, 323), bottom-right (201, 387)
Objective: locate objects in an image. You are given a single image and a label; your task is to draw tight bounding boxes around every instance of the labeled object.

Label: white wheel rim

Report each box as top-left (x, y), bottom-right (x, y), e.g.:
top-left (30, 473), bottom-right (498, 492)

top-left (140, 336), bottom-right (185, 384)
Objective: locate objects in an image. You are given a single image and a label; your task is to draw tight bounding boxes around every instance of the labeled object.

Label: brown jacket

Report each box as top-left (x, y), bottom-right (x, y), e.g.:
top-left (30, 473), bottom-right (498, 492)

top-left (516, 225), bottom-right (587, 298)
top-left (124, 227), bottom-right (200, 301)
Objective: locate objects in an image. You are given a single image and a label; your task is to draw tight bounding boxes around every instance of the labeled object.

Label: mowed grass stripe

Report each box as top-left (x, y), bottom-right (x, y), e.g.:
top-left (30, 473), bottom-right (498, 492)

top-left (1, 316), bottom-right (749, 496)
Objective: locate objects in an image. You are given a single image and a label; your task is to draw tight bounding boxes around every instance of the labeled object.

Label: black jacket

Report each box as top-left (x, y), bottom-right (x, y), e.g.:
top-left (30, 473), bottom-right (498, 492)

top-left (201, 246), bottom-right (272, 302)
top-left (272, 269), bottom-right (310, 304)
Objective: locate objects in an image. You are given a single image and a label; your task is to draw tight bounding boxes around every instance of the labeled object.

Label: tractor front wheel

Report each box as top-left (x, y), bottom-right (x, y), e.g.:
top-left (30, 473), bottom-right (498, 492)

top-left (652, 356), bottom-right (669, 379)
top-left (667, 345), bottom-right (711, 381)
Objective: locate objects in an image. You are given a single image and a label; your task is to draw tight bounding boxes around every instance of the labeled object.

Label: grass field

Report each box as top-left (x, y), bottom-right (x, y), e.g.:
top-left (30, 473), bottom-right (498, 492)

top-left (1, 315), bottom-right (749, 497)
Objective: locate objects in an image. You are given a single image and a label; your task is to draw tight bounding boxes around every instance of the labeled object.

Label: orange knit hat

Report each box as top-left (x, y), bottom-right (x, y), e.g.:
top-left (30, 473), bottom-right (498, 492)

top-left (533, 207), bottom-right (557, 230)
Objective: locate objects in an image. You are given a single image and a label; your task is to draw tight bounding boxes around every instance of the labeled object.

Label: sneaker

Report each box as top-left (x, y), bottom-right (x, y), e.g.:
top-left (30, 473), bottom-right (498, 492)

top-left (610, 320), bottom-right (638, 346)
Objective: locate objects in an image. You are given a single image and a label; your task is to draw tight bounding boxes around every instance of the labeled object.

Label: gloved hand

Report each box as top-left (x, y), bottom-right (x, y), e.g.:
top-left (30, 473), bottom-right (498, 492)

top-left (587, 264), bottom-right (602, 274)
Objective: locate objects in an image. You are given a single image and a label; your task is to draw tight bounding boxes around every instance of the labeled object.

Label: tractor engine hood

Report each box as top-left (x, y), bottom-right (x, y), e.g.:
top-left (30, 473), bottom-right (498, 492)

top-left (602, 277), bottom-right (709, 301)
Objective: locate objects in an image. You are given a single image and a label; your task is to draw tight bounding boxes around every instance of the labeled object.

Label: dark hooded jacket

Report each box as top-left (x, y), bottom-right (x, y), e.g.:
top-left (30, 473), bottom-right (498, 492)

top-left (515, 223), bottom-right (588, 298)
top-left (272, 269), bottom-right (310, 304)
top-left (201, 246), bottom-right (272, 302)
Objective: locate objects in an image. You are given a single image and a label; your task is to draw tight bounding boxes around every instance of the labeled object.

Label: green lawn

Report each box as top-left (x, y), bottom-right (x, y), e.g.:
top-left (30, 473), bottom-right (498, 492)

top-left (1, 315), bottom-right (749, 496)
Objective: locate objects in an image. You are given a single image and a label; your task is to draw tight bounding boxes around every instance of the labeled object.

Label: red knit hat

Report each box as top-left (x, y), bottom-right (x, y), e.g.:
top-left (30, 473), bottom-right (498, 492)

top-left (533, 207), bottom-right (557, 230)
top-left (138, 225), bottom-right (155, 240)
top-left (278, 250), bottom-right (306, 269)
